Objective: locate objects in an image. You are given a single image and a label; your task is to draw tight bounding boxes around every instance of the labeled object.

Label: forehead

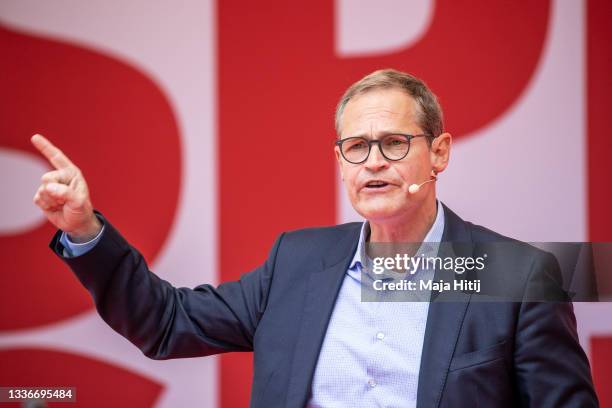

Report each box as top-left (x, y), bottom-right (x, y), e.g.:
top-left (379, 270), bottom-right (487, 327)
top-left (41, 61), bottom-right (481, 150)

top-left (341, 88), bottom-right (420, 137)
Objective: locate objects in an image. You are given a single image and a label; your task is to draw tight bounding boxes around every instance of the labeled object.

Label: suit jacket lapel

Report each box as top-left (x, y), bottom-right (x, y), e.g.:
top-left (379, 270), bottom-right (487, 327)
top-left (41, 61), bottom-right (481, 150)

top-left (285, 224), bottom-right (361, 408)
top-left (417, 204), bottom-right (473, 408)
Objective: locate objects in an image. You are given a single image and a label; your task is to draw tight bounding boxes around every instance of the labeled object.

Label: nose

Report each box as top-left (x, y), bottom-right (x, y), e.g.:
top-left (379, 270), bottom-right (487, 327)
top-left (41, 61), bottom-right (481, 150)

top-left (363, 142), bottom-right (389, 172)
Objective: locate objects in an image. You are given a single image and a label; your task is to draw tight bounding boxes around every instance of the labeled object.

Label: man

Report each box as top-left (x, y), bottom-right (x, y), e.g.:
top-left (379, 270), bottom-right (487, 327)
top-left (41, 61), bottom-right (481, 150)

top-left (32, 69), bottom-right (598, 407)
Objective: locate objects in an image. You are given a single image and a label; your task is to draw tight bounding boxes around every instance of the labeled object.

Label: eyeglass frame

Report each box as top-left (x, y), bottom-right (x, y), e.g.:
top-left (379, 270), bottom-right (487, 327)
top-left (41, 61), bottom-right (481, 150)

top-left (335, 133), bottom-right (435, 164)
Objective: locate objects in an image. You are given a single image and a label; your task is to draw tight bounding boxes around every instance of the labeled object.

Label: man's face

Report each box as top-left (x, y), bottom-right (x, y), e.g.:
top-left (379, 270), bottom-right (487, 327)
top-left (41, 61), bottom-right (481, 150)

top-left (335, 88), bottom-right (438, 223)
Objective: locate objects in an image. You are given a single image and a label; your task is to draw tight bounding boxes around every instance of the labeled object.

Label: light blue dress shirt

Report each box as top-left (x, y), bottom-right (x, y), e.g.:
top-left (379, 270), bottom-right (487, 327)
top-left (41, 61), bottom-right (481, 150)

top-left (62, 202), bottom-right (445, 407)
top-left (308, 200), bottom-right (445, 408)
top-left (59, 221), bottom-right (105, 257)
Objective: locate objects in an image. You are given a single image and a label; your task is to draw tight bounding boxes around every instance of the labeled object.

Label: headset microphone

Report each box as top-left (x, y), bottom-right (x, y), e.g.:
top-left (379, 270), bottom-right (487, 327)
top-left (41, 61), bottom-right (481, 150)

top-left (408, 170), bottom-right (438, 194)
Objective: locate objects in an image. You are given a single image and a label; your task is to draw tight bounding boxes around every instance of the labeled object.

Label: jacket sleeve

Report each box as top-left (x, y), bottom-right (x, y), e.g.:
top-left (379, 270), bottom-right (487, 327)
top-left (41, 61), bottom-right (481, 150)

top-left (514, 252), bottom-right (599, 407)
top-left (49, 212), bottom-right (283, 360)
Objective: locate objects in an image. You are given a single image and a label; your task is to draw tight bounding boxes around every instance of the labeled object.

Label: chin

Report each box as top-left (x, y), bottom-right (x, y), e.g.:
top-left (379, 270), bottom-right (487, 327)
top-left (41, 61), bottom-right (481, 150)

top-left (354, 203), bottom-right (402, 223)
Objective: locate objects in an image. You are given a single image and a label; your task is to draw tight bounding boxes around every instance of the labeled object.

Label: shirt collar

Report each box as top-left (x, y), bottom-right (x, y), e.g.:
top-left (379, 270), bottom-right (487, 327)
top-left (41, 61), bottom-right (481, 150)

top-left (348, 200), bottom-right (446, 272)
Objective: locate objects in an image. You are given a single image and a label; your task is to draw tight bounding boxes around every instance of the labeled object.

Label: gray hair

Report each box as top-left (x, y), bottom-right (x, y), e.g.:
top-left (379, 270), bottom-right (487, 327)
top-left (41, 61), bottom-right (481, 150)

top-left (335, 69), bottom-right (444, 141)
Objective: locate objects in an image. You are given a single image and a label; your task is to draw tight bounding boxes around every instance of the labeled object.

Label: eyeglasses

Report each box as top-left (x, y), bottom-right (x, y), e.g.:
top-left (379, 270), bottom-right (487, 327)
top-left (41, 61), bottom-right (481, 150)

top-left (335, 133), bottom-right (433, 164)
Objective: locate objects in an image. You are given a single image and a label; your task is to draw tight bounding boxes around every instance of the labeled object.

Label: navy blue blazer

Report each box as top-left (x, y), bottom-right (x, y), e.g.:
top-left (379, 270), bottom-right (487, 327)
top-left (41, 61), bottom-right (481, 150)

top-left (50, 204), bottom-right (598, 407)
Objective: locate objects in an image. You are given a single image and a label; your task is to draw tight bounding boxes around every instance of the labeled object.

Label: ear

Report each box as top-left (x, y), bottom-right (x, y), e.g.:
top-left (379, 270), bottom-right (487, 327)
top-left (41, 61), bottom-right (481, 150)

top-left (430, 132), bottom-right (452, 173)
top-left (334, 145), bottom-right (345, 180)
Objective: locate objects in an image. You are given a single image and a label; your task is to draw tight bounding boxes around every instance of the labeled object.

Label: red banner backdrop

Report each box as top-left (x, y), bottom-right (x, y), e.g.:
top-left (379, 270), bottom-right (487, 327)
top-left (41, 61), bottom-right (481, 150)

top-left (0, 0), bottom-right (610, 406)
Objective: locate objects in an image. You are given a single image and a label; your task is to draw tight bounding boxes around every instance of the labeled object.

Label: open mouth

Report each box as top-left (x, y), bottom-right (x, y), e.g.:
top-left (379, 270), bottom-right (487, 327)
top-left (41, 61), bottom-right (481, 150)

top-left (365, 181), bottom-right (390, 189)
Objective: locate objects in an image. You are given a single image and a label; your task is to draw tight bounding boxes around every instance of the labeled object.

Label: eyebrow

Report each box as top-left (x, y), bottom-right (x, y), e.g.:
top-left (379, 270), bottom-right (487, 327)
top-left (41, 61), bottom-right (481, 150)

top-left (346, 130), bottom-right (410, 139)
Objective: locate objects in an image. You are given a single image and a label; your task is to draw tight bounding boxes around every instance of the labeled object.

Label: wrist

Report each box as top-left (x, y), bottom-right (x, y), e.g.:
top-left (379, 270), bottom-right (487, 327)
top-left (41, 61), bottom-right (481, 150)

top-left (67, 215), bottom-right (102, 243)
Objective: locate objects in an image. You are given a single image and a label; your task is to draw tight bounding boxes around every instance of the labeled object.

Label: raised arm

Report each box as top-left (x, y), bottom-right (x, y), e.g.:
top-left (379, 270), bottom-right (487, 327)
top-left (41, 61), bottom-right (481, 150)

top-left (32, 134), bottom-right (281, 359)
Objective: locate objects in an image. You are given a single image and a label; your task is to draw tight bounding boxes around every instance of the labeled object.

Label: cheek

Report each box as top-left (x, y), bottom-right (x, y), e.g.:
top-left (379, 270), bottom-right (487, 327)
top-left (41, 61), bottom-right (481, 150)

top-left (388, 164), bottom-right (409, 185)
top-left (393, 160), bottom-right (425, 183)
top-left (342, 166), bottom-right (360, 190)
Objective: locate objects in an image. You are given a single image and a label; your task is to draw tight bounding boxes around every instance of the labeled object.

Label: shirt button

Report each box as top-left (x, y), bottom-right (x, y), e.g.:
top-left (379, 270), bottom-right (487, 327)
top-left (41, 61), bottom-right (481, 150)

top-left (376, 332), bottom-right (385, 340)
top-left (368, 379), bottom-right (377, 388)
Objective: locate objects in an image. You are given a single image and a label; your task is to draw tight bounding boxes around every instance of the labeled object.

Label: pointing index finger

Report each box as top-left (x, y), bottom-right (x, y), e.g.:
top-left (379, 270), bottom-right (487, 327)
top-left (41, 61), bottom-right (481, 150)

top-left (31, 134), bottom-right (75, 170)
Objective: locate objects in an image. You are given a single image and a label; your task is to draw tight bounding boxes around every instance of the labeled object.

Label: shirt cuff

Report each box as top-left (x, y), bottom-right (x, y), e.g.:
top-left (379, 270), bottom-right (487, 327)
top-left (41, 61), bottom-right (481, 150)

top-left (59, 220), bottom-right (105, 258)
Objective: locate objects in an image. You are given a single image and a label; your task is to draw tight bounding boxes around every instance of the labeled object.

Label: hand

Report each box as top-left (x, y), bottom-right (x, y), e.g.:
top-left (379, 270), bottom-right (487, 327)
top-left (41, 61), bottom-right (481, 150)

top-left (31, 134), bottom-right (102, 242)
